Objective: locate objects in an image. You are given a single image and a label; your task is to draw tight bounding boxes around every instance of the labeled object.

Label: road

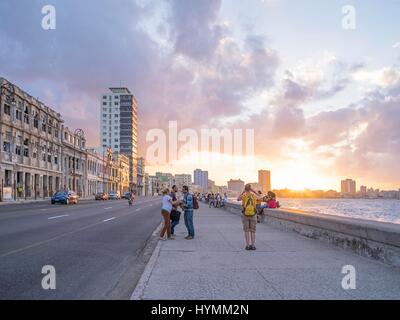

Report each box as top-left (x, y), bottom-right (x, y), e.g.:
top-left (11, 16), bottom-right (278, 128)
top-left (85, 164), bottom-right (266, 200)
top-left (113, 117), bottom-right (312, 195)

top-left (0, 197), bottom-right (162, 299)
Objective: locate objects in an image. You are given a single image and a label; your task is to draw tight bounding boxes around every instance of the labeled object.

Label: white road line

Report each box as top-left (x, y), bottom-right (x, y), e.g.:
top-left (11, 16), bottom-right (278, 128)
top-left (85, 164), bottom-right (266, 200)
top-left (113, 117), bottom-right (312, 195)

top-left (104, 207), bottom-right (113, 210)
top-left (48, 214), bottom-right (69, 220)
top-left (135, 208), bottom-right (141, 211)
top-left (40, 209), bottom-right (48, 211)
top-left (103, 217), bottom-right (116, 222)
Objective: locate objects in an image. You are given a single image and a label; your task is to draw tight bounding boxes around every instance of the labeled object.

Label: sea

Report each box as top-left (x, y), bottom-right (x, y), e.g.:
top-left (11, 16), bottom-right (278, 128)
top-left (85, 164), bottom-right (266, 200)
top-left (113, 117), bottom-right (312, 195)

top-left (280, 198), bottom-right (400, 225)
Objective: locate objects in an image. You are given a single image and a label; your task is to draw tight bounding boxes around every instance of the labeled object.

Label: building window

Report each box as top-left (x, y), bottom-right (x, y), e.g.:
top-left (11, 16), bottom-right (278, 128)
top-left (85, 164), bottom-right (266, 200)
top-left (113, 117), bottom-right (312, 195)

top-left (16, 109), bottom-right (22, 120)
top-left (42, 122), bottom-right (46, 132)
top-left (24, 108), bottom-right (29, 124)
top-left (103, 102), bottom-right (107, 106)
top-left (15, 146), bottom-right (22, 156)
top-left (54, 156), bottom-right (58, 164)
top-left (48, 155), bottom-right (52, 163)
top-left (34, 115), bottom-right (39, 129)
top-left (114, 145), bottom-right (118, 149)
top-left (4, 104), bottom-right (11, 115)
top-left (3, 142), bottom-right (11, 152)
top-left (23, 148), bottom-right (29, 157)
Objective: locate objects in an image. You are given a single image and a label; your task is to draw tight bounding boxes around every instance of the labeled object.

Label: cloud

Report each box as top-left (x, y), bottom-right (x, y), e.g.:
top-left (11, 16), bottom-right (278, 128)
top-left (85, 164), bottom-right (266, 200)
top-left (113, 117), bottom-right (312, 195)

top-left (166, 0), bottom-right (224, 61)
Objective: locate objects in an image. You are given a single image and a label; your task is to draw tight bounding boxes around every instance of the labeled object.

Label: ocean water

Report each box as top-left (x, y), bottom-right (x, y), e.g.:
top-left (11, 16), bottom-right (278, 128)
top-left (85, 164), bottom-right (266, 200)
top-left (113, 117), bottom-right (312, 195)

top-left (280, 198), bottom-right (400, 225)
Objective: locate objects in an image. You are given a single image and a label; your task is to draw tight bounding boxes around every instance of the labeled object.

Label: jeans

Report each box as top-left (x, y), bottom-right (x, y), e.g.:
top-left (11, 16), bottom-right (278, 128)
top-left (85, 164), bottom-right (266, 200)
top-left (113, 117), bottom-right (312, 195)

top-left (256, 204), bottom-right (268, 213)
top-left (171, 219), bottom-right (179, 235)
top-left (184, 210), bottom-right (195, 238)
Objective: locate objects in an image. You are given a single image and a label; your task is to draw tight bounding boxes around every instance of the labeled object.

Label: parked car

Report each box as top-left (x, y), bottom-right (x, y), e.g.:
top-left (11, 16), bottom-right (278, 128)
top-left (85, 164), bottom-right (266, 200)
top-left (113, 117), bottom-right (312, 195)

top-left (122, 192), bottom-right (131, 200)
top-left (95, 192), bottom-right (109, 200)
top-left (108, 191), bottom-right (121, 200)
top-left (51, 191), bottom-right (78, 205)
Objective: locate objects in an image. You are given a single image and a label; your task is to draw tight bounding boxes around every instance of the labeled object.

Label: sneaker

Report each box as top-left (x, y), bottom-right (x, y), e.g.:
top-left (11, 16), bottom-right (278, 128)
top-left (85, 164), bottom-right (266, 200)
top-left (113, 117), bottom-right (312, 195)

top-left (168, 236), bottom-right (175, 240)
top-left (159, 236), bottom-right (167, 241)
top-left (250, 245), bottom-right (256, 250)
top-left (245, 245), bottom-right (251, 250)
top-left (185, 236), bottom-right (193, 240)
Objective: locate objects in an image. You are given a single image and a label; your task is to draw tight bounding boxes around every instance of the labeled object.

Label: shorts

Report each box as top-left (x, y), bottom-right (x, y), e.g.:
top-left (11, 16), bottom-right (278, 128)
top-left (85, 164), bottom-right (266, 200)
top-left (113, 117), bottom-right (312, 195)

top-left (242, 215), bottom-right (257, 232)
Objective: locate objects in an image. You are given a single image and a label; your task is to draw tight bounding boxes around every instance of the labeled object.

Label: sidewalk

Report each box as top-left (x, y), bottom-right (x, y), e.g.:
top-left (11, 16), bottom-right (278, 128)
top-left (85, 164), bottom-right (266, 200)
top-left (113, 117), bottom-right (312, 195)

top-left (134, 204), bottom-right (400, 300)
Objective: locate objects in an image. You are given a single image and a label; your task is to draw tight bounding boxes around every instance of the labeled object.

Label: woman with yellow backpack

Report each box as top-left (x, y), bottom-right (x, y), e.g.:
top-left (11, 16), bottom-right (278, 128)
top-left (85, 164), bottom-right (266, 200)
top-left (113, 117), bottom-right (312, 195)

top-left (237, 184), bottom-right (264, 250)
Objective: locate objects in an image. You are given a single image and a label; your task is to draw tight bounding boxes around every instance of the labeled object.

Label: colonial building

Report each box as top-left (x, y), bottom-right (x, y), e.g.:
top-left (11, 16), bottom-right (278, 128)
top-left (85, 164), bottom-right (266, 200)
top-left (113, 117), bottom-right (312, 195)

top-left (0, 77), bottom-right (64, 201)
top-left (136, 156), bottom-right (145, 196)
top-left (113, 152), bottom-right (130, 195)
top-left (61, 127), bottom-right (86, 196)
top-left (0, 78), bottom-right (136, 202)
top-left (86, 148), bottom-right (105, 196)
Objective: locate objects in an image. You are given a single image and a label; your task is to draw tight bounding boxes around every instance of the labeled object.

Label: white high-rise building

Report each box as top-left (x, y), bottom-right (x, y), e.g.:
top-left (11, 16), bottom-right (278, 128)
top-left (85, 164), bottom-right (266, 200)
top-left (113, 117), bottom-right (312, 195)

top-left (100, 87), bottom-right (137, 189)
top-left (193, 169), bottom-right (208, 191)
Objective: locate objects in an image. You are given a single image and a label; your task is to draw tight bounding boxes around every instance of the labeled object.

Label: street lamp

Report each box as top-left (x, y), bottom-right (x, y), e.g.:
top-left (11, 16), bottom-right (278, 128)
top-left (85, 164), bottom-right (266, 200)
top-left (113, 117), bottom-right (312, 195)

top-left (73, 128), bottom-right (84, 196)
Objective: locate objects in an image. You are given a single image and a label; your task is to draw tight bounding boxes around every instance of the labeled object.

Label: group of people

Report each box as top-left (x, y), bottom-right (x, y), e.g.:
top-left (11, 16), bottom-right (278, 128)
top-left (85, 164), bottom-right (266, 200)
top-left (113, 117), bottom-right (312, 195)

top-left (160, 185), bottom-right (198, 241)
top-left (205, 193), bottom-right (228, 208)
top-left (158, 183), bottom-right (280, 251)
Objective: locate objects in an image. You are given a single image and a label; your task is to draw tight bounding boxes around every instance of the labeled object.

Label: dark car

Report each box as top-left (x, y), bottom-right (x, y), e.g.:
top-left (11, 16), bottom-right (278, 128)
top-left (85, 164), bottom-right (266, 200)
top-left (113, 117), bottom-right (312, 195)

top-left (95, 192), bottom-right (108, 200)
top-left (122, 192), bottom-right (131, 200)
top-left (51, 191), bottom-right (78, 205)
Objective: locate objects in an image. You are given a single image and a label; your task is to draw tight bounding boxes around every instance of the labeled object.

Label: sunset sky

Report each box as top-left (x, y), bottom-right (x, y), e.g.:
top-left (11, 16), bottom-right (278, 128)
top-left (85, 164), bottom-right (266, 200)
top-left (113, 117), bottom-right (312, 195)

top-left (1, 0), bottom-right (399, 190)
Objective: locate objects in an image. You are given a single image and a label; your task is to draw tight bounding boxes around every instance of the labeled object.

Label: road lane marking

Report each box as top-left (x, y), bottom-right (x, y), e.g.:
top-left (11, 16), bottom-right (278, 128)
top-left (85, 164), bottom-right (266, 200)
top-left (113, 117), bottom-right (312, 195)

top-left (104, 207), bottom-right (113, 210)
top-left (0, 202), bottom-right (159, 258)
top-left (135, 208), bottom-right (141, 211)
top-left (48, 214), bottom-right (69, 220)
top-left (103, 217), bottom-right (116, 222)
top-left (40, 209), bottom-right (48, 211)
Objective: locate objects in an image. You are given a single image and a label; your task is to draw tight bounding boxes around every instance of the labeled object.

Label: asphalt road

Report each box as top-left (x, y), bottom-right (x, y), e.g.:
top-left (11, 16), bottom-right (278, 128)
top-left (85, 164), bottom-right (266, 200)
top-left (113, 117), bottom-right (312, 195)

top-left (0, 197), bottom-right (162, 299)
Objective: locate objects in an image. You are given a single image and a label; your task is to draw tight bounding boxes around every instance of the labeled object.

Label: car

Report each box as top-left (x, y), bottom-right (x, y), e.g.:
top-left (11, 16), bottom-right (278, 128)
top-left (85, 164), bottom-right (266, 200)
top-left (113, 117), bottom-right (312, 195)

top-left (51, 191), bottom-right (78, 205)
top-left (95, 192), bottom-right (109, 200)
top-left (108, 191), bottom-right (121, 200)
top-left (122, 192), bottom-right (131, 200)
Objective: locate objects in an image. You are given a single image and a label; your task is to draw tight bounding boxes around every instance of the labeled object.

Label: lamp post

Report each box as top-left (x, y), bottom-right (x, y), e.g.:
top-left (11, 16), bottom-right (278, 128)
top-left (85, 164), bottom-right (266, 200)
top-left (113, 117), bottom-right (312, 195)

top-left (72, 128), bottom-right (84, 197)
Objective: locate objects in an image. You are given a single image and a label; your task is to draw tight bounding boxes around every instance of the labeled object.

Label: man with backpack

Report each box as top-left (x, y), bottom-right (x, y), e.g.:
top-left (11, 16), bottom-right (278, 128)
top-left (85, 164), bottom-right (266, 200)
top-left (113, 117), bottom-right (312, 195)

top-left (237, 184), bottom-right (264, 250)
top-left (182, 185), bottom-right (198, 240)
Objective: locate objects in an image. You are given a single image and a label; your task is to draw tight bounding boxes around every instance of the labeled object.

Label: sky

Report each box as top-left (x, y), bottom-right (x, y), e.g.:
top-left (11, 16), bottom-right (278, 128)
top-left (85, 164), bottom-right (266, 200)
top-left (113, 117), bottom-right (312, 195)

top-left (1, 0), bottom-right (400, 191)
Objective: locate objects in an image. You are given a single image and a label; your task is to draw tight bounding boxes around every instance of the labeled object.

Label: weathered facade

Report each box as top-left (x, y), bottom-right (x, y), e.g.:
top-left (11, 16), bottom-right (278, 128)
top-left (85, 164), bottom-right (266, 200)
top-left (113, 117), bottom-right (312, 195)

top-left (0, 77), bottom-right (63, 200)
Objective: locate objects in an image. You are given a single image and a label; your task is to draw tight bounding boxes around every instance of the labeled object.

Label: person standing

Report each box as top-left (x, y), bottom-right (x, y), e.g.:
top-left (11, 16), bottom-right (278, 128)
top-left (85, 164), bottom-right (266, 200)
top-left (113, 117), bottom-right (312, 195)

top-left (160, 188), bottom-right (179, 241)
top-left (237, 184), bottom-right (263, 250)
top-left (182, 185), bottom-right (195, 240)
top-left (170, 185), bottom-right (181, 236)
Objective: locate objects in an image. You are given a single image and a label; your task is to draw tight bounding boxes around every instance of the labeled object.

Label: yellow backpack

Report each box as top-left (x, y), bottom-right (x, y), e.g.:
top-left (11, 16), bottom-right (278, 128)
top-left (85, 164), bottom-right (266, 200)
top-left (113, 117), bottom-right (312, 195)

top-left (242, 193), bottom-right (256, 216)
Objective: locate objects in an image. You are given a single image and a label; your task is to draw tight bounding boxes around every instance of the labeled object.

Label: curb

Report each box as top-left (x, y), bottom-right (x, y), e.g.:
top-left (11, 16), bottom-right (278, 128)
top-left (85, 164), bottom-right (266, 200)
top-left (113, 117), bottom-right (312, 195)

top-left (130, 222), bottom-right (163, 300)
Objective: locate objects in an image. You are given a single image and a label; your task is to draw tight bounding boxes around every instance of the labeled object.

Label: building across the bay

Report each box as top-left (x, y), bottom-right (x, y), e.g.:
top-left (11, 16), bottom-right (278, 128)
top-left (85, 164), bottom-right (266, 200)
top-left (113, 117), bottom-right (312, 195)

top-left (258, 170), bottom-right (271, 194)
top-left (227, 179), bottom-right (245, 194)
top-left (341, 179), bottom-right (356, 195)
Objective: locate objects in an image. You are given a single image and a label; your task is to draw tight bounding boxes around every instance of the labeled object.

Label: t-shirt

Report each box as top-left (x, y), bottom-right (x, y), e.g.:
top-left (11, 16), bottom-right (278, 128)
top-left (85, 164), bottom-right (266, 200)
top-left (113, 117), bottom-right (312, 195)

top-left (267, 199), bottom-right (277, 209)
top-left (162, 195), bottom-right (173, 213)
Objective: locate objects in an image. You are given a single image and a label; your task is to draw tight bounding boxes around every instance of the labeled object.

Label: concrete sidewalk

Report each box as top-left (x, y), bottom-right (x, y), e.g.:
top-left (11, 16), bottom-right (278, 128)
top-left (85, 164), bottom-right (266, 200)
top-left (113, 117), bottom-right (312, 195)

top-left (134, 204), bottom-right (400, 300)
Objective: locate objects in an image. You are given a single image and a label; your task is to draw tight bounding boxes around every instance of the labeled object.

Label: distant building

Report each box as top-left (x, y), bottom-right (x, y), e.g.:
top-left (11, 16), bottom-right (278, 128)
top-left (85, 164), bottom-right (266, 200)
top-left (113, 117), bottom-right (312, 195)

top-left (193, 169), bottom-right (208, 191)
top-left (227, 179), bottom-right (245, 194)
top-left (341, 179), bottom-right (356, 195)
top-left (173, 174), bottom-right (192, 187)
top-left (258, 170), bottom-right (271, 194)
top-left (360, 185), bottom-right (367, 195)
